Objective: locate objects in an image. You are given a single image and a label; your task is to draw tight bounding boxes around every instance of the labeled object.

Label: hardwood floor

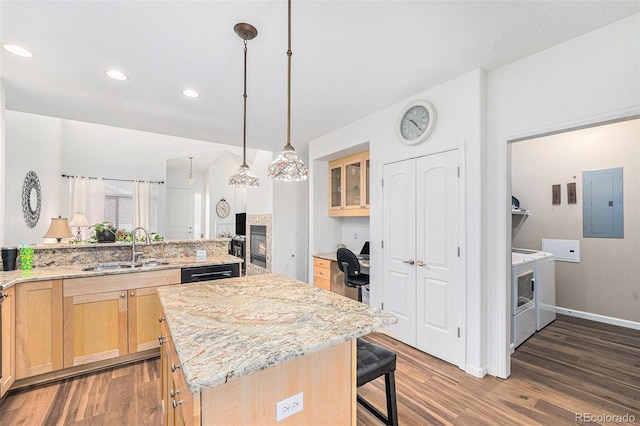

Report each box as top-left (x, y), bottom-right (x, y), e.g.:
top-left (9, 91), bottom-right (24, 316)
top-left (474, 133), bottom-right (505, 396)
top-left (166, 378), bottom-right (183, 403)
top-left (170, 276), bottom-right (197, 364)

top-left (358, 314), bottom-right (640, 425)
top-left (1, 314), bottom-right (638, 425)
top-left (0, 359), bottom-right (162, 425)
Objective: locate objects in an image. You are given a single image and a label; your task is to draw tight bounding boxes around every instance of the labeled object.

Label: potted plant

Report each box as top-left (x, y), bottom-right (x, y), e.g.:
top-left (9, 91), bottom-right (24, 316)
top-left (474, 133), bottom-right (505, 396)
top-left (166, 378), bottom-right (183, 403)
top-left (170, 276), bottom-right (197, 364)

top-left (92, 221), bottom-right (117, 243)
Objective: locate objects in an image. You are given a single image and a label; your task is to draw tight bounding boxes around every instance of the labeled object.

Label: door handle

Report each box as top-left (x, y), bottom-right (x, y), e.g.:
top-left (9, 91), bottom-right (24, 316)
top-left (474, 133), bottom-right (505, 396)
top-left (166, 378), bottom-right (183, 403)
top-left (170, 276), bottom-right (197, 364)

top-left (402, 259), bottom-right (415, 265)
top-left (416, 260), bottom-right (426, 267)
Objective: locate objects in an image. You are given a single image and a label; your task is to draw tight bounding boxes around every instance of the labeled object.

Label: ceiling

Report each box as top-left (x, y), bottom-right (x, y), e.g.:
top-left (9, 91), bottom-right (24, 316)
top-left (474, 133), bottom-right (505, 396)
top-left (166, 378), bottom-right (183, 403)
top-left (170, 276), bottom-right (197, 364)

top-left (1, 1), bottom-right (638, 155)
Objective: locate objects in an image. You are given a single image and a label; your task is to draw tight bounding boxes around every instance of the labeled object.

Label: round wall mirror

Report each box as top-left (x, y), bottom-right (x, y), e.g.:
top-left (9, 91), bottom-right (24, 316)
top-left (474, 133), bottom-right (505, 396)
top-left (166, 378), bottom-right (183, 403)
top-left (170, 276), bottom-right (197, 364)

top-left (22, 171), bottom-right (42, 228)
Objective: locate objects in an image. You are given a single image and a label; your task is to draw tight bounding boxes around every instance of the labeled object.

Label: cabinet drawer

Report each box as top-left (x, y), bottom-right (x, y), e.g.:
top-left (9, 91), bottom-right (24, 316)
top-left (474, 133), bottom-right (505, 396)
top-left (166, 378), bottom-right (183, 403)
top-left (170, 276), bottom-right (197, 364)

top-left (313, 258), bottom-right (331, 269)
top-left (314, 267), bottom-right (330, 280)
top-left (314, 277), bottom-right (330, 291)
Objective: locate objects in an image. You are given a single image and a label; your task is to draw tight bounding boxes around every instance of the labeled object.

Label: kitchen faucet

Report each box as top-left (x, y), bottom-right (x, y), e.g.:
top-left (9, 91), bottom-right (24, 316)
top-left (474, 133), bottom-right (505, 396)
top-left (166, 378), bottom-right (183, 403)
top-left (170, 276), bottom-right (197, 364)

top-left (131, 226), bottom-right (150, 264)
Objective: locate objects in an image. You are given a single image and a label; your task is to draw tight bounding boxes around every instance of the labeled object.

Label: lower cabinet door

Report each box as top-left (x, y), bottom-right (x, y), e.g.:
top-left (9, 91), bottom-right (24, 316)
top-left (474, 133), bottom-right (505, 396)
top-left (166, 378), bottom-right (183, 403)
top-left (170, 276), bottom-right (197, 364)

top-left (15, 280), bottom-right (63, 379)
top-left (128, 287), bottom-right (163, 353)
top-left (1, 287), bottom-right (16, 395)
top-left (63, 290), bottom-right (128, 368)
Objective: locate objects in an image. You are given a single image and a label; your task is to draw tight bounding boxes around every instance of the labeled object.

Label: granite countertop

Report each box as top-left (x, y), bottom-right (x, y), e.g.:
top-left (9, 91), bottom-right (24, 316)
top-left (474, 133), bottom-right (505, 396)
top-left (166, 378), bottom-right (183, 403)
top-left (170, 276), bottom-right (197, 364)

top-left (314, 251), bottom-right (371, 268)
top-left (156, 273), bottom-right (397, 394)
top-left (0, 254), bottom-right (242, 290)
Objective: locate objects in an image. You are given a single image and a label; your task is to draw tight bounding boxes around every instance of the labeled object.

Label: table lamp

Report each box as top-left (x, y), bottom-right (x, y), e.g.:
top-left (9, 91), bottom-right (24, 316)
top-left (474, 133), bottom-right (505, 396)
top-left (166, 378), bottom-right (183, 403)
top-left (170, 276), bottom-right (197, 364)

top-left (69, 212), bottom-right (91, 242)
top-left (43, 216), bottom-right (74, 243)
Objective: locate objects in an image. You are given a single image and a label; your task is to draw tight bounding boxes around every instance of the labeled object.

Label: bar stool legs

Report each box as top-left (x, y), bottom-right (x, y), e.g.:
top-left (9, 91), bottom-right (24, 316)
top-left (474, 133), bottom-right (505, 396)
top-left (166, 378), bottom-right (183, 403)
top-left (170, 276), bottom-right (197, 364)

top-left (356, 338), bottom-right (399, 426)
top-left (357, 371), bottom-right (398, 425)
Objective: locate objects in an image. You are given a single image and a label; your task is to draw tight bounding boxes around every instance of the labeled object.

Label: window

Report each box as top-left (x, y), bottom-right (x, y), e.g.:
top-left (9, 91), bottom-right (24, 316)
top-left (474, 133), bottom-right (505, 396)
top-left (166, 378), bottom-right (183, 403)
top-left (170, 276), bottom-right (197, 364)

top-left (103, 179), bottom-right (159, 232)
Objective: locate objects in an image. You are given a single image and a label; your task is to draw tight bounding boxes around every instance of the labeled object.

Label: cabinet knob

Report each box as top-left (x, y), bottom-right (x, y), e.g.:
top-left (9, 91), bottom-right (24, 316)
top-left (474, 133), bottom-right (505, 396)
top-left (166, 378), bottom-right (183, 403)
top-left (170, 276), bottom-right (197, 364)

top-left (402, 259), bottom-right (415, 265)
top-left (171, 364), bottom-right (181, 372)
top-left (158, 335), bottom-right (166, 345)
top-left (416, 260), bottom-right (426, 267)
top-left (130, 291), bottom-right (135, 297)
top-left (159, 317), bottom-right (165, 323)
top-left (170, 389), bottom-right (181, 398)
top-left (172, 399), bottom-right (183, 409)
top-left (121, 293), bottom-right (126, 298)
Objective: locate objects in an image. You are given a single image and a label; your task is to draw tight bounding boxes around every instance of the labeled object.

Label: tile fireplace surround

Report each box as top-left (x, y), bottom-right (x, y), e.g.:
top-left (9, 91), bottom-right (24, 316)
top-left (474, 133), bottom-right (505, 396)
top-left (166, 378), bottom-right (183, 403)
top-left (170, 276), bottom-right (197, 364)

top-left (246, 214), bottom-right (272, 275)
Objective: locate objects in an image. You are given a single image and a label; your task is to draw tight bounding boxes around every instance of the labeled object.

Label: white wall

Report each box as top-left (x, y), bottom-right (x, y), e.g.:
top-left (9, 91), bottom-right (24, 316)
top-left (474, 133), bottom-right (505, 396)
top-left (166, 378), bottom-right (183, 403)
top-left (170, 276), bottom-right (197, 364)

top-left (309, 69), bottom-right (485, 376)
top-left (4, 111), bottom-right (64, 245)
top-left (272, 175), bottom-right (308, 281)
top-left (340, 217), bottom-right (370, 254)
top-left (0, 80), bottom-right (5, 246)
top-left (485, 13), bottom-right (640, 377)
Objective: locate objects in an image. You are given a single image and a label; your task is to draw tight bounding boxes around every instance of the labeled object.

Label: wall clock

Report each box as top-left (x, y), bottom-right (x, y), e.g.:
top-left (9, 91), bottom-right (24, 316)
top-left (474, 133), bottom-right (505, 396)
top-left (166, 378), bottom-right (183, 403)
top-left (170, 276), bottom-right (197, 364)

top-left (216, 198), bottom-right (230, 218)
top-left (396, 100), bottom-right (437, 145)
top-left (22, 170), bottom-right (42, 228)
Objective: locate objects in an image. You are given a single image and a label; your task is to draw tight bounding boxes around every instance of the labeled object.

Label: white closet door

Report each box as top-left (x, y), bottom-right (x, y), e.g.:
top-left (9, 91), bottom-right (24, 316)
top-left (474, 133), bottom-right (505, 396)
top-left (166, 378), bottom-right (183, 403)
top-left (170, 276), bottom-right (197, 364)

top-left (415, 149), bottom-right (462, 367)
top-left (166, 188), bottom-right (193, 240)
top-left (382, 159), bottom-right (417, 346)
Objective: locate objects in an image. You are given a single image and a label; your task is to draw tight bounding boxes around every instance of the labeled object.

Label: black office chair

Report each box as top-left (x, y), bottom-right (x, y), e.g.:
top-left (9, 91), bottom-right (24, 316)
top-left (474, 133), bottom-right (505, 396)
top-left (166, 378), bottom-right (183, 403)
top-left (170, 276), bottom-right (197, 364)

top-left (336, 247), bottom-right (369, 302)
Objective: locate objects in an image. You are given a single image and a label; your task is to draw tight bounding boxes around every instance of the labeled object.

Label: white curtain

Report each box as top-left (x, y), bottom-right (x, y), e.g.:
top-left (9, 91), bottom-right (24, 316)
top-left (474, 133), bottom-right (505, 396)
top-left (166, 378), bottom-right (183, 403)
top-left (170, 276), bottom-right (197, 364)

top-left (67, 176), bottom-right (105, 238)
top-left (133, 180), bottom-right (151, 230)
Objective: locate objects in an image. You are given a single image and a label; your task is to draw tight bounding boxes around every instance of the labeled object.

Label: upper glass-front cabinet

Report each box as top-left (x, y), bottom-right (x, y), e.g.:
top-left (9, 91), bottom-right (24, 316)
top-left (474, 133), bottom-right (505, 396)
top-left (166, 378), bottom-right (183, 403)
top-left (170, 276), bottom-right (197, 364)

top-left (328, 151), bottom-right (370, 217)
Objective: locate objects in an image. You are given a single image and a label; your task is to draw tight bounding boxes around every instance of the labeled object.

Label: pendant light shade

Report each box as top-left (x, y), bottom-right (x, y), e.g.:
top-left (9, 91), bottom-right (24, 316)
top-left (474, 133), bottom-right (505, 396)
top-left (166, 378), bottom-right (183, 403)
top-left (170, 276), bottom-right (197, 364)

top-left (228, 164), bottom-right (260, 187)
top-left (229, 23), bottom-right (260, 188)
top-left (188, 156), bottom-right (194, 184)
top-left (267, 0), bottom-right (308, 181)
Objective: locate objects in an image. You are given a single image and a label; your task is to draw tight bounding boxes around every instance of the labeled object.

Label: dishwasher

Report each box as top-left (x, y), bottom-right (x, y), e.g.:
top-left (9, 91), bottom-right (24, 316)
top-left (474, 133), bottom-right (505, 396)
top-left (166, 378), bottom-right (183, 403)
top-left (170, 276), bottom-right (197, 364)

top-left (181, 263), bottom-right (240, 283)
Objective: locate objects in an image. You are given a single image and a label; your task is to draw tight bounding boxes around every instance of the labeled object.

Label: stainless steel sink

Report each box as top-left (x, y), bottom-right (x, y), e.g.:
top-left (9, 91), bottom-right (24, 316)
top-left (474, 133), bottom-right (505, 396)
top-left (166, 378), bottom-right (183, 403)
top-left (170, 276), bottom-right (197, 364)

top-left (82, 262), bottom-right (137, 272)
top-left (139, 260), bottom-right (170, 267)
top-left (82, 260), bottom-right (170, 272)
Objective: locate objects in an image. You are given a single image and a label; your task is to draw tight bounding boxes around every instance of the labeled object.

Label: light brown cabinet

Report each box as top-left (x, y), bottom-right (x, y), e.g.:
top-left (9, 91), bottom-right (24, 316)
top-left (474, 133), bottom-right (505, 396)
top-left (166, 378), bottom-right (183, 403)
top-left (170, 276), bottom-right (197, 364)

top-left (313, 257), bottom-right (331, 291)
top-left (63, 269), bottom-right (180, 368)
top-left (313, 256), bottom-right (358, 301)
top-left (1, 287), bottom-right (16, 397)
top-left (160, 319), bottom-right (199, 426)
top-left (329, 150), bottom-right (370, 217)
top-left (15, 280), bottom-right (63, 379)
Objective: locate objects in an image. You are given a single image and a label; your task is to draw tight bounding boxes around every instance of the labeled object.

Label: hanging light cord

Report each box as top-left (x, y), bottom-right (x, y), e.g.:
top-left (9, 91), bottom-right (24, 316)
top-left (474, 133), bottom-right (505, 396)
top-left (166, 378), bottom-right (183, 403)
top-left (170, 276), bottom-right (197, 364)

top-left (285, 0), bottom-right (294, 151)
top-left (242, 38), bottom-right (249, 167)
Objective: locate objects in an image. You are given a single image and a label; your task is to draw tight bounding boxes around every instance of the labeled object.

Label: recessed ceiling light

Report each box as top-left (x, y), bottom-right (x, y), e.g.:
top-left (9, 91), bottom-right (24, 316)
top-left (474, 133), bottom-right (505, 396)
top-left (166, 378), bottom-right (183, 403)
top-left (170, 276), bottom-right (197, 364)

top-left (182, 89), bottom-right (200, 98)
top-left (105, 69), bottom-right (128, 81)
top-left (2, 43), bottom-right (34, 58)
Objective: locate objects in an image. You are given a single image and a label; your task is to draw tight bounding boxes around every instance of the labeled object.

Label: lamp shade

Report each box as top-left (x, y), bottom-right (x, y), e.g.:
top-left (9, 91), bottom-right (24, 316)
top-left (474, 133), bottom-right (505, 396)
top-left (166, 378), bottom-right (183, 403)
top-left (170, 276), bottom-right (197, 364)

top-left (43, 216), bottom-right (74, 242)
top-left (69, 212), bottom-right (91, 228)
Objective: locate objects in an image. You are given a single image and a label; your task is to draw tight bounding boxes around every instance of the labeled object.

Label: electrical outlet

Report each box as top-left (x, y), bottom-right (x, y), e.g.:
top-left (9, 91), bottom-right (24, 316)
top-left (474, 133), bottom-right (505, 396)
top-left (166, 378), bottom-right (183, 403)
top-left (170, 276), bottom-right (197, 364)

top-left (275, 392), bottom-right (303, 422)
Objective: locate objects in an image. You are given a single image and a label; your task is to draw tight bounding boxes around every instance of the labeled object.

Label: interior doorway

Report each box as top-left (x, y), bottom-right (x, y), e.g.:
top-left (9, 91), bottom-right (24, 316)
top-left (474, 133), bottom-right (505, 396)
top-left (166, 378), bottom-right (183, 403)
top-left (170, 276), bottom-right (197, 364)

top-left (508, 117), bottom-right (639, 332)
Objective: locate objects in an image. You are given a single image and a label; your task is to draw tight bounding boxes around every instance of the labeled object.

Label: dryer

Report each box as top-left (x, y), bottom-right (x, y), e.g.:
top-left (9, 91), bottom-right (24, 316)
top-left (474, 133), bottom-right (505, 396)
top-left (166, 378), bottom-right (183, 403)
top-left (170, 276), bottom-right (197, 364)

top-left (514, 248), bottom-right (556, 330)
top-left (512, 252), bottom-right (536, 348)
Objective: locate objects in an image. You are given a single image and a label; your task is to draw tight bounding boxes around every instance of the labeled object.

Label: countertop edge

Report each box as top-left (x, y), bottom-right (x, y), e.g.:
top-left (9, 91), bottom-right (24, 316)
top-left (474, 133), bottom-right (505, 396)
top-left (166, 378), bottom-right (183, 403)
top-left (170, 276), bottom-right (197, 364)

top-left (0, 255), bottom-right (243, 290)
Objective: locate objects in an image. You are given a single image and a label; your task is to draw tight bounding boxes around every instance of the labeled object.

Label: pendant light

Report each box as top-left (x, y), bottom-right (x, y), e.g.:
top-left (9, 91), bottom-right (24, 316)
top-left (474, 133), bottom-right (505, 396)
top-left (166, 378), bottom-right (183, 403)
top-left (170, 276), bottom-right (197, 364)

top-left (228, 23), bottom-right (260, 188)
top-left (267, 0), bottom-right (309, 181)
top-left (188, 156), bottom-right (194, 184)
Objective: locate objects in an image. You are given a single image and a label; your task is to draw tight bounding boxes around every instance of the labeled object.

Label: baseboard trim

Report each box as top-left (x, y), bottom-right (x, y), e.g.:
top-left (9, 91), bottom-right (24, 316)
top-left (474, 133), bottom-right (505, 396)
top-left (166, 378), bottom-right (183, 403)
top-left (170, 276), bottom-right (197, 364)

top-left (555, 307), bottom-right (640, 331)
top-left (465, 364), bottom-right (487, 378)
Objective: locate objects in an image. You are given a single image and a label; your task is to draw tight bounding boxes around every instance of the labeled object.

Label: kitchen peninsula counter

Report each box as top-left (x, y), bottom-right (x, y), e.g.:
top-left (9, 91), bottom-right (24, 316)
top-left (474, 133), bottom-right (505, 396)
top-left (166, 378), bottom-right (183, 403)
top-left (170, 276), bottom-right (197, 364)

top-left (156, 273), bottom-right (396, 424)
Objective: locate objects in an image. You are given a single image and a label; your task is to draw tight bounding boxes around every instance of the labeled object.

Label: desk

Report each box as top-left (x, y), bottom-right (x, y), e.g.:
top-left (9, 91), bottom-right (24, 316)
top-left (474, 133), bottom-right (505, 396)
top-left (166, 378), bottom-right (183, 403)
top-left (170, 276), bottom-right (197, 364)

top-left (312, 252), bottom-right (369, 301)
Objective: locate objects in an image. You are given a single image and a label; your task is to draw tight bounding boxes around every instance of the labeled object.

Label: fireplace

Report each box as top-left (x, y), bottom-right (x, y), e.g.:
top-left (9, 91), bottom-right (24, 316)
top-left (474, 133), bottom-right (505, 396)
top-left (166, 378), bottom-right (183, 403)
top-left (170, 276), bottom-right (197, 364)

top-left (249, 225), bottom-right (267, 268)
top-left (246, 214), bottom-right (272, 275)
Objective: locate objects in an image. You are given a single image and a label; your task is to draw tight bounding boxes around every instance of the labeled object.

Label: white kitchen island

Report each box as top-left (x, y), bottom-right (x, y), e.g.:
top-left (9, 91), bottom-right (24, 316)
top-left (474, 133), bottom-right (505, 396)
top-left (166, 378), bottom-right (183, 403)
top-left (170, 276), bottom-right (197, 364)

top-left (156, 273), bottom-right (396, 425)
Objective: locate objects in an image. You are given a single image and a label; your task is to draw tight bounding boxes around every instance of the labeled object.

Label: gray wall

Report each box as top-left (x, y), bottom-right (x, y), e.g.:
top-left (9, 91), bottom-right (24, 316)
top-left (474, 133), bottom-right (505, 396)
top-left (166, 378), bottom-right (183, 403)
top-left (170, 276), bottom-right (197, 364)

top-left (512, 119), bottom-right (639, 322)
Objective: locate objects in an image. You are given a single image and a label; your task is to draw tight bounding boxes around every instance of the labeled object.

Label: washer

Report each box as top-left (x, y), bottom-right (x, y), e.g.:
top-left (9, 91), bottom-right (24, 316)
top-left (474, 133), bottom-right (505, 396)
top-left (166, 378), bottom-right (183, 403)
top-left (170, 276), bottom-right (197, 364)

top-left (514, 248), bottom-right (556, 331)
top-left (512, 252), bottom-right (536, 348)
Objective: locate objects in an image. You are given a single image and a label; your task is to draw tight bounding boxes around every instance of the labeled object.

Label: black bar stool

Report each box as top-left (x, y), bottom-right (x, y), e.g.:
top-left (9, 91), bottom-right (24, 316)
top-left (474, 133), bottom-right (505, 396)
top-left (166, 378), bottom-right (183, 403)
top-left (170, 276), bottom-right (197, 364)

top-left (356, 338), bottom-right (399, 426)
